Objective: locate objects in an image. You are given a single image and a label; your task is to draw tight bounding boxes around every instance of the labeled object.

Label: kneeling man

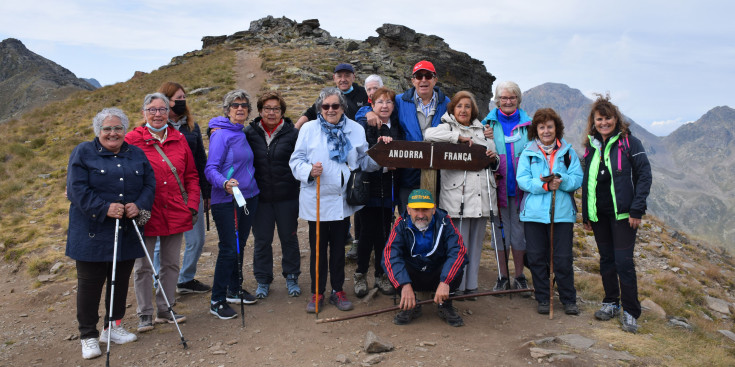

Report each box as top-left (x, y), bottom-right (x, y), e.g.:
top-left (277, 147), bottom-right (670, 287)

top-left (382, 189), bottom-right (467, 327)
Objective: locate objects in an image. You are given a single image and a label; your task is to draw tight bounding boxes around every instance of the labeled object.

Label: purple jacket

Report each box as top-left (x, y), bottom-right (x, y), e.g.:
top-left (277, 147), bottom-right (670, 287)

top-left (205, 116), bottom-right (259, 205)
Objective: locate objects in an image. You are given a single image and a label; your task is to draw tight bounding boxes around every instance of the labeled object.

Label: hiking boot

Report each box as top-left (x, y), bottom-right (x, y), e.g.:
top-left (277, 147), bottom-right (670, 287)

top-left (154, 310), bottom-right (186, 324)
top-left (286, 274), bottom-right (301, 297)
top-left (353, 273), bottom-right (368, 297)
top-left (329, 290), bottom-right (354, 311)
top-left (81, 338), bottom-right (102, 360)
top-left (594, 302), bottom-right (620, 321)
top-left (177, 279), bottom-right (211, 294)
top-left (137, 315), bottom-right (153, 332)
top-left (537, 301), bottom-right (550, 315)
top-left (210, 300), bottom-right (238, 320)
top-left (226, 289), bottom-right (257, 304)
top-left (255, 283), bottom-right (270, 299)
top-left (306, 294), bottom-right (324, 313)
top-left (564, 303), bottom-right (580, 315)
top-left (455, 289), bottom-right (466, 302)
top-left (375, 273), bottom-right (395, 295)
top-left (393, 305), bottom-right (422, 325)
top-left (345, 242), bottom-right (358, 261)
top-left (492, 277), bottom-right (510, 296)
top-left (438, 302), bottom-right (464, 327)
top-left (99, 323), bottom-right (137, 344)
top-left (620, 310), bottom-right (638, 333)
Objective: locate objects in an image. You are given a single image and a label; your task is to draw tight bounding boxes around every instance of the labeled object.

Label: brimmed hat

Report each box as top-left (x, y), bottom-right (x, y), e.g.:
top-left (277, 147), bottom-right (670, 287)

top-left (412, 60), bottom-right (436, 74)
top-left (334, 63), bottom-right (355, 73)
top-left (407, 189), bottom-right (435, 209)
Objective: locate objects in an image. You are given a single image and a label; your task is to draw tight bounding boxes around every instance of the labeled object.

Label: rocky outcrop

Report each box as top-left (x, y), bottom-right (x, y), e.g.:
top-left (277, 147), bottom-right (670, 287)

top-left (0, 38), bottom-right (95, 123)
top-left (195, 17), bottom-right (496, 116)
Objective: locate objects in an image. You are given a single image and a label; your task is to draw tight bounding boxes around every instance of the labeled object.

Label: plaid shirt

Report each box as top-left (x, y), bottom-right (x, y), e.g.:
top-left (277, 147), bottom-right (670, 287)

top-left (415, 91), bottom-right (437, 120)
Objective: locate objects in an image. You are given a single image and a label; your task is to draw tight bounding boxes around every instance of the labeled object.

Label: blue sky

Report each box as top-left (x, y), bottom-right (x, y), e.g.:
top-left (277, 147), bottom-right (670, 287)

top-left (1, 0), bottom-right (733, 136)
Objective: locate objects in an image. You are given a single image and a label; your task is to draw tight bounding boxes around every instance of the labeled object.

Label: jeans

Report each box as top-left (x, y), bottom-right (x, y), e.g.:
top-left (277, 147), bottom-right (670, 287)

top-left (76, 259), bottom-right (135, 339)
top-left (591, 212), bottom-right (641, 318)
top-left (152, 197), bottom-right (206, 284)
top-left (252, 198), bottom-right (301, 284)
top-left (210, 197), bottom-right (259, 302)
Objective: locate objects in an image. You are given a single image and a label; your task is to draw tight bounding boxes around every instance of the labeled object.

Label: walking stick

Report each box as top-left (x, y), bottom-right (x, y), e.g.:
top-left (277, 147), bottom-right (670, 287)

top-left (315, 176), bottom-right (321, 318)
top-left (233, 203), bottom-right (245, 327)
top-left (206, 208), bottom-right (210, 231)
top-left (131, 221), bottom-right (188, 348)
top-left (105, 217), bottom-right (120, 367)
top-left (541, 173), bottom-right (561, 319)
top-left (315, 288), bottom-right (533, 324)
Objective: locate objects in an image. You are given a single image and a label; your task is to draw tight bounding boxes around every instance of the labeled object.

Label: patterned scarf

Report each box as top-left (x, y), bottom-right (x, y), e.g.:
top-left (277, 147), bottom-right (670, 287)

top-left (318, 114), bottom-right (352, 163)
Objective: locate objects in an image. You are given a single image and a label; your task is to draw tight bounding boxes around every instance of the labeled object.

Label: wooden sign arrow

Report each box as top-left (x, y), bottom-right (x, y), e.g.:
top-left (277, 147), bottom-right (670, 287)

top-left (367, 141), bottom-right (492, 171)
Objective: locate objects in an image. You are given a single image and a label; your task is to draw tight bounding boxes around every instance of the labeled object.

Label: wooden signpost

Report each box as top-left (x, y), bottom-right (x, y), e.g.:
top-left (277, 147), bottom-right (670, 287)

top-left (367, 141), bottom-right (492, 197)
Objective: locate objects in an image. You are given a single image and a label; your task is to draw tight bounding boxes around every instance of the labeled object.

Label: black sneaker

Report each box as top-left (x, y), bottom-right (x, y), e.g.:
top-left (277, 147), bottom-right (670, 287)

top-left (537, 301), bottom-right (550, 315)
top-left (513, 275), bottom-right (532, 298)
top-left (564, 303), bottom-right (580, 315)
top-left (226, 290), bottom-right (257, 305)
top-left (210, 300), bottom-right (238, 320)
top-left (393, 305), bottom-right (422, 325)
top-left (177, 279), bottom-right (211, 294)
top-left (437, 303), bottom-right (464, 327)
top-left (492, 277), bottom-right (510, 296)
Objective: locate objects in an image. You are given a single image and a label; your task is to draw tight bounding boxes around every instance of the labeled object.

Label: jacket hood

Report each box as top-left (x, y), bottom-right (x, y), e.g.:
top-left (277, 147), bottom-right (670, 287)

top-left (208, 116), bottom-right (244, 131)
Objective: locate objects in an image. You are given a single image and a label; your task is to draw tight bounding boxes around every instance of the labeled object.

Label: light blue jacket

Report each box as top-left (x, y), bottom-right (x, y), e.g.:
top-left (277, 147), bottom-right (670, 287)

top-left (289, 117), bottom-right (380, 221)
top-left (517, 138), bottom-right (583, 223)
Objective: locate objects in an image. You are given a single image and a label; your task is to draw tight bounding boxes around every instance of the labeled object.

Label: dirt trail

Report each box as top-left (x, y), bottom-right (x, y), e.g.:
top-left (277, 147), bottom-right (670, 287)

top-left (0, 52), bottom-right (640, 367)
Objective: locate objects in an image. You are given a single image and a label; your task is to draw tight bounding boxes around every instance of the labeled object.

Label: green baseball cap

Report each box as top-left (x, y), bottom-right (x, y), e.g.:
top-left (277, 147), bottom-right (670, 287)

top-left (407, 189), bottom-right (435, 209)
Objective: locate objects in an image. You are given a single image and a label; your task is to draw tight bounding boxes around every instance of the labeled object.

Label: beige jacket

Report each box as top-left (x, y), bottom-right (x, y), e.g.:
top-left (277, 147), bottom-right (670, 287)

top-left (424, 112), bottom-right (498, 218)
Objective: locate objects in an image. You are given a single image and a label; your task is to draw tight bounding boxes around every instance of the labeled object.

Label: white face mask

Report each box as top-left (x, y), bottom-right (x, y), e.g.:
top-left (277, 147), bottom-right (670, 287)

top-left (505, 130), bottom-right (522, 143)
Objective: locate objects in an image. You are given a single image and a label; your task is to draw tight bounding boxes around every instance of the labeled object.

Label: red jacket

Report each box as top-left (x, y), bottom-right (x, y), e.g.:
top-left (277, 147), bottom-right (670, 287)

top-left (125, 125), bottom-right (200, 236)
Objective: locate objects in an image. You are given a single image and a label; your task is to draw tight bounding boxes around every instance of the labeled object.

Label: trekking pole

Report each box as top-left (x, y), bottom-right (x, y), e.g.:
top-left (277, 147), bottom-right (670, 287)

top-left (206, 207), bottom-right (210, 231)
top-left (484, 169), bottom-right (502, 279)
top-left (131, 220), bottom-right (188, 348)
top-left (459, 170), bottom-right (467, 234)
top-left (541, 173), bottom-right (561, 319)
top-left (315, 176), bottom-right (321, 318)
top-left (105, 217), bottom-right (120, 367)
top-left (233, 203), bottom-right (245, 327)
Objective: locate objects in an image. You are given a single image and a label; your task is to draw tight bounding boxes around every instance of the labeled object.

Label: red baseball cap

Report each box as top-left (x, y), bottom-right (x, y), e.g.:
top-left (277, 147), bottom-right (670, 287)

top-left (412, 60), bottom-right (436, 74)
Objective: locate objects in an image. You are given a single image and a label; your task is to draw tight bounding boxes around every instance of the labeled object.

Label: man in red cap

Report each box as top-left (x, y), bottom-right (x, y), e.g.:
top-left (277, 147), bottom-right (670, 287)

top-left (386, 60), bottom-right (450, 213)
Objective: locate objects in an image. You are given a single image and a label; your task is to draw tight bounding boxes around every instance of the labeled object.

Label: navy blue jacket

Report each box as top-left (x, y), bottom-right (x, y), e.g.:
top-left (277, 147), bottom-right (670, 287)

top-left (382, 208), bottom-right (467, 288)
top-left (66, 139), bottom-right (155, 262)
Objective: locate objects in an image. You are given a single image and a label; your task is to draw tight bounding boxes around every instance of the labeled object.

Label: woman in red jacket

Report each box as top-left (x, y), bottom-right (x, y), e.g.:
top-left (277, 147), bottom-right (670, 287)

top-left (125, 92), bottom-right (200, 333)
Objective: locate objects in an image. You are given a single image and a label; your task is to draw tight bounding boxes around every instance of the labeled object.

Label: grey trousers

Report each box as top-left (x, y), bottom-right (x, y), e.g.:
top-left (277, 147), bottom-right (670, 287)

top-left (452, 217), bottom-right (488, 291)
top-left (492, 198), bottom-right (526, 251)
top-left (134, 233), bottom-right (183, 316)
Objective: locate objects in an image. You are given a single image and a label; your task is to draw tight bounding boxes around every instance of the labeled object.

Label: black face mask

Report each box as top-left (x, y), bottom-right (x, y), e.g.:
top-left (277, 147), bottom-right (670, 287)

top-left (171, 100), bottom-right (187, 116)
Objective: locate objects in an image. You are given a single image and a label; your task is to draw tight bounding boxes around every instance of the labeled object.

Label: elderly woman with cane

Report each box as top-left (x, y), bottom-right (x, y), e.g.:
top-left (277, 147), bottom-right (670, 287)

top-left (516, 108), bottom-right (583, 316)
top-left (290, 87), bottom-right (380, 314)
top-left (126, 93), bottom-right (200, 332)
top-left (424, 91), bottom-right (499, 300)
top-left (66, 108), bottom-right (155, 359)
top-left (206, 89), bottom-right (260, 320)
top-left (582, 95), bottom-right (651, 333)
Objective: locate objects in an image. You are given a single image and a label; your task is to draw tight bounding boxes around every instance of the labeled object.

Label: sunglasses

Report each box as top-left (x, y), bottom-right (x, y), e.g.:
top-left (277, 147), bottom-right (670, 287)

top-left (230, 102), bottom-right (249, 109)
top-left (321, 103), bottom-right (342, 111)
top-left (413, 72), bottom-right (435, 80)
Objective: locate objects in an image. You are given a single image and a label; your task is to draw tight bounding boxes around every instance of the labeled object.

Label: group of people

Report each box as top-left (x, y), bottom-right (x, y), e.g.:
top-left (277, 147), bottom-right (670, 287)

top-left (65, 60), bottom-right (651, 360)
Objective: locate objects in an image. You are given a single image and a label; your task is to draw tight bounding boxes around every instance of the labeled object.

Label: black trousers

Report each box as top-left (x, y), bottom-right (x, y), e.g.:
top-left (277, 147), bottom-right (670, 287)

top-left (525, 222), bottom-right (576, 305)
top-left (252, 199), bottom-right (301, 284)
top-left (308, 218), bottom-right (349, 294)
top-left (76, 259), bottom-right (135, 339)
top-left (591, 212), bottom-right (641, 318)
top-left (404, 263), bottom-right (463, 297)
top-left (356, 206), bottom-right (394, 275)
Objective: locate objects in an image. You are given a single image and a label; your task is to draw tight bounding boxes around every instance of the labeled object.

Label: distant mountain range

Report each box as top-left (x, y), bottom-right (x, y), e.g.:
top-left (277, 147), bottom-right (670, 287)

top-left (0, 38), bottom-right (95, 123)
top-left (523, 83), bottom-right (735, 246)
top-left (81, 78), bottom-right (101, 89)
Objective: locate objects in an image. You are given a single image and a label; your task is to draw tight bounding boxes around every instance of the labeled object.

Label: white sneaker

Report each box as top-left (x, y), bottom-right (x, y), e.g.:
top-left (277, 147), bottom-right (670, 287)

top-left (81, 338), bottom-right (102, 359)
top-left (99, 324), bottom-right (138, 344)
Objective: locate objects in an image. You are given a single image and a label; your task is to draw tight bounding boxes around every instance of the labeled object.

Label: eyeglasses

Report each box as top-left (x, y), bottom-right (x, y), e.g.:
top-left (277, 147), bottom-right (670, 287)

top-left (101, 125), bottom-right (125, 133)
top-left (230, 103), bottom-right (249, 109)
top-left (145, 107), bottom-right (168, 115)
top-left (321, 103), bottom-right (342, 111)
top-left (413, 72), bottom-right (435, 80)
top-left (262, 107), bottom-right (281, 113)
top-left (374, 99), bottom-right (394, 106)
top-left (499, 96), bottom-right (517, 102)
